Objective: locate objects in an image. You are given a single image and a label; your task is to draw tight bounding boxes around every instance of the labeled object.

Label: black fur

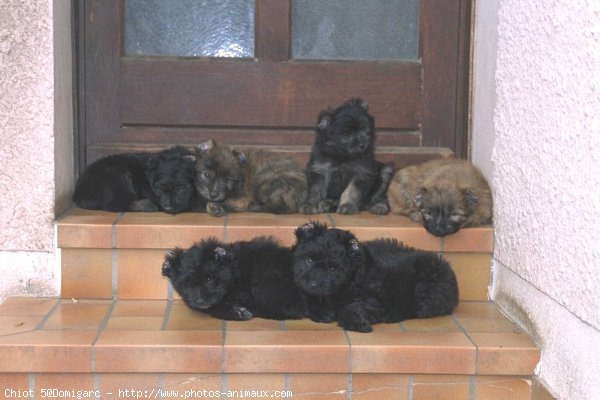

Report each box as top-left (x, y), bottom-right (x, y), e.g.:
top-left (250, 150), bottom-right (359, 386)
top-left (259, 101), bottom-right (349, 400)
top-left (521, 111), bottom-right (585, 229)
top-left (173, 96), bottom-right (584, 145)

top-left (162, 237), bottom-right (307, 321)
top-left (300, 98), bottom-right (394, 215)
top-left (73, 146), bottom-right (204, 214)
top-left (292, 222), bottom-right (459, 332)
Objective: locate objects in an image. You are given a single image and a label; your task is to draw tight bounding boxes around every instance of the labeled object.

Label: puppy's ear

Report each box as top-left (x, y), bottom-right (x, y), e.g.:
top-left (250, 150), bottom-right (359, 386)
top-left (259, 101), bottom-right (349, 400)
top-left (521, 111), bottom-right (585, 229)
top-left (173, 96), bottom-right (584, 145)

top-left (295, 223), bottom-right (316, 242)
top-left (357, 98), bottom-right (369, 111)
top-left (317, 112), bottom-right (332, 131)
top-left (463, 188), bottom-right (480, 207)
top-left (213, 246), bottom-right (227, 261)
top-left (414, 187), bottom-right (427, 208)
top-left (347, 237), bottom-right (363, 260)
top-left (162, 248), bottom-right (183, 278)
top-left (197, 139), bottom-right (216, 155)
top-left (232, 149), bottom-right (247, 164)
top-left (294, 221), bottom-right (328, 242)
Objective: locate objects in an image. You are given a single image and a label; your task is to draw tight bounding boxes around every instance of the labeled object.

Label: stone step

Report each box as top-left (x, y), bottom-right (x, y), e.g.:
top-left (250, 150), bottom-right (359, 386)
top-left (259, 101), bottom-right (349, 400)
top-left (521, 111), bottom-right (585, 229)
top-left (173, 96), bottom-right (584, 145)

top-left (57, 208), bottom-right (493, 301)
top-left (0, 297), bottom-right (540, 399)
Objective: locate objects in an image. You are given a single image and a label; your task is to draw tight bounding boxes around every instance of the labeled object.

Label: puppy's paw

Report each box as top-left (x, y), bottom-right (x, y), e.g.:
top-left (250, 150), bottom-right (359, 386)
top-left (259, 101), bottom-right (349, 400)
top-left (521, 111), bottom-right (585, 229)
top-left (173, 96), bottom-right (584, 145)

top-left (338, 317), bottom-right (373, 333)
top-left (132, 199), bottom-right (159, 212)
top-left (309, 307), bottom-right (336, 323)
top-left (247, 201), bottom-right (264, 213)
top-left (207, 202), bottom-right (226, 217)
top-left (368, 202), bottom-right (389, 215)
top-left (299, 203), bottom-right (319, 215)
top-left (233, 306), bottom-right (253, 320)
top-left (337, 203), bottom-right (359, 215)
top-left (318, 199), bottom-right (338, 213)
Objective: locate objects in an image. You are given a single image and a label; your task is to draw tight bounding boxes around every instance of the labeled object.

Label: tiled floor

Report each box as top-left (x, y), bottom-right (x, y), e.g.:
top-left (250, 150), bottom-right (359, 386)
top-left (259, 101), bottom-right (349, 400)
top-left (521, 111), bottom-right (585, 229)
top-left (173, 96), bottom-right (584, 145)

top-left (0, 297), bottom-right (540, 399)
top-left (0, 297), bottom-right (538, 374)
top-left (24, 208), bottom-right (544, 399)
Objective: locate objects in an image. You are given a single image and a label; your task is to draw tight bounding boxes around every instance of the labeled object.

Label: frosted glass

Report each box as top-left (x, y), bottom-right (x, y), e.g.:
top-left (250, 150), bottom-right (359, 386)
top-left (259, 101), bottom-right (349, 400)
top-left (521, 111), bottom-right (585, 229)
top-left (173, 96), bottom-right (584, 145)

top-left (292, 0), bottom-right (419, 60)
top-left (125, 0), bottom-right (255, 58)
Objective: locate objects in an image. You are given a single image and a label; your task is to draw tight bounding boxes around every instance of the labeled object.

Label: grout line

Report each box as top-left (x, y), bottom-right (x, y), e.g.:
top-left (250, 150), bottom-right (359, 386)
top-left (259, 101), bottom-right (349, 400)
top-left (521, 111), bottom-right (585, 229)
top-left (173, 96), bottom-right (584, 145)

top-left (346, 372), bottom-right (353, 400)
top-left (90, 299), bottom-right (118, 373)
top-left (158, 373), bottom-right (164, 400)
top-left (326, 213), bottom-right (336, 227)
top-left (469, 375), bottom-right (476, 400)
top-left (220, 320), bottom-right (228, 378)
top-left (167, 280), bottom-right (174, 301)
top-left (94, 373), bottom-right (101, 400)
top-left (398, 321), bottom-right (406, 332)
top-left (451, 314), bottom-right (479, 375)
top-left (28, 373), bottom-right (35, 400)
top-left (343, 330), bottom-right (352, 374)
top-left (111, 213), bottom-right (125, 299)
top-left (223, 215), bottom-right (229, 241)
top-left (35, 298), bottom-right (61, 330)
top-left (407, 376), bottom-right (414, 400)
top-left (280, 320), bottom-right (287, 330)
top-left (221, 373), bottom-right (228, 400)
top-left (161, 298), bottom-right (173, 330)
top-left (284, 374), bottom-right (291, 400)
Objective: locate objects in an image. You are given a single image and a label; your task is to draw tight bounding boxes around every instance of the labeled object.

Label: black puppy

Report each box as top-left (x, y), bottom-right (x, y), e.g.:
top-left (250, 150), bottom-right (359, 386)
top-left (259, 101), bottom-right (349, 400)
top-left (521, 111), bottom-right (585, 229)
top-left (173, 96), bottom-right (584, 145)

top-left (73, 146), bottom-right (204, 214)
top-left (299, 98), bottom-right (394, 215)
top-left (291, 222), bottom-right (459, 332)
top-left (162, 237), bottom-right (307, 321)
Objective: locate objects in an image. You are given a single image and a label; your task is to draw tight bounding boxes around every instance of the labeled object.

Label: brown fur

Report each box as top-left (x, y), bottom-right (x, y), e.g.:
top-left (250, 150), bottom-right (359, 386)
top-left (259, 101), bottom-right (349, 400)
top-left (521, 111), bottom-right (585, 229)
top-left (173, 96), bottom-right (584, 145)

top-left (388, 159), bottom-right (492, 236)
top-left (194, 140), bottom-right (308, 216)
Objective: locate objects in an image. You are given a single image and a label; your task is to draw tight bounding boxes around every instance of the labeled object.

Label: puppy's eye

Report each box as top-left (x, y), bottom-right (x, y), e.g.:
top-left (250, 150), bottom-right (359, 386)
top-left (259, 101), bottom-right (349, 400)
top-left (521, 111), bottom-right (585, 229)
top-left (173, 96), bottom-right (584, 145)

top-left (199, 170), bottom-right (210, 179)
top-left (328, 264), bottom-right (335, 270)
top-left (177, 185), bottom-right (185, 192)
top-left (305, 257), bottom-right (313, 265)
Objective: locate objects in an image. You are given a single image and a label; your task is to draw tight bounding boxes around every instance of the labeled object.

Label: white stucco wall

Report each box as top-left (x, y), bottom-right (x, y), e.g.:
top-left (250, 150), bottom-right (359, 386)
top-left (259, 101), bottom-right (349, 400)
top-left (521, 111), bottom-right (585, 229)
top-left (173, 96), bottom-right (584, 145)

top-left (473, 0), bottom-right (600, 398)
top-left (0, 0), bottom-right (71, 300)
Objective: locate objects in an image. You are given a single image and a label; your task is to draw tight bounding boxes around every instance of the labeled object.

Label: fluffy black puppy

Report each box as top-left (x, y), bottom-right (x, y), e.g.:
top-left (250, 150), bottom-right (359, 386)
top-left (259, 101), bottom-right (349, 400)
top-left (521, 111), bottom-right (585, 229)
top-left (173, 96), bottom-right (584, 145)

top-left (299, 98), bottom-right (394, 215)
top-left (73, 146), bottom-right (204, 214)
top-left (291, 222), bottom-right (459, 332)
top-left (162, 237), bottom-right (307, 321)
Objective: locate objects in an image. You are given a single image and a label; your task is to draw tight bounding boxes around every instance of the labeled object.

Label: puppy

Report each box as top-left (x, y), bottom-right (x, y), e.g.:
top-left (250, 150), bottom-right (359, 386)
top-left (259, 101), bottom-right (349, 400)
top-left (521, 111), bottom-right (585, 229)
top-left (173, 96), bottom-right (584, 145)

top-left (388, 159), bottom-right (493, 236)
top-left (194, 140), bottom-right (308, 216)
top-left (291, 222), bottom-right (459, 332)
top-left (73, 146), bottom-right (204, 214)
top-left (162, 237), bottom-right (307, 321)
top-left (299, 98), bottom-right (394, 215)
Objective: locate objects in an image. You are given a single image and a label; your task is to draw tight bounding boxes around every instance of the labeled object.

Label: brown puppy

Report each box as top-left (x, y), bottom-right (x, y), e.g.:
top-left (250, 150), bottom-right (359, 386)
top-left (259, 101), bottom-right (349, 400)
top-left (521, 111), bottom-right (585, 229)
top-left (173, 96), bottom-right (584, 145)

top-left (194, 140), bottom-right (308, 216)
top-left (388, 159), bottom-right (492, 236)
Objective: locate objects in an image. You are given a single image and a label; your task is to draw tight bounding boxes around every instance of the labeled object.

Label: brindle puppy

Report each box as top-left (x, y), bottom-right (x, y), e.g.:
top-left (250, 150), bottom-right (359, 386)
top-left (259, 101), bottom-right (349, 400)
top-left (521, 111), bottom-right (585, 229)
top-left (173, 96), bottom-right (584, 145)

top-left (387, 159), bottom-right (493, 237)
top-left (194, 140), bottom-right (308, 216)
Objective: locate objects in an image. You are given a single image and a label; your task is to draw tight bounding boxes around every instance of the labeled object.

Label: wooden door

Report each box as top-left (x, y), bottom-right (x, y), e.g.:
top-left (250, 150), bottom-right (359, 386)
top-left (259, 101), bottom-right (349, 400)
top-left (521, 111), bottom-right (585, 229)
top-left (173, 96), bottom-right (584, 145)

top-left (75, 0), bottom-right (471, 173)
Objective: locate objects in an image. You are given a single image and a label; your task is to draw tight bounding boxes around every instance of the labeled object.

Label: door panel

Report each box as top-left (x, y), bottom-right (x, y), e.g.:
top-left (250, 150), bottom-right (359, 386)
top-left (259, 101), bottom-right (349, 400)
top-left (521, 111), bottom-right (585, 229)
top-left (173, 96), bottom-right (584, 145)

top-left (77, 0), bottom-right (471, 171)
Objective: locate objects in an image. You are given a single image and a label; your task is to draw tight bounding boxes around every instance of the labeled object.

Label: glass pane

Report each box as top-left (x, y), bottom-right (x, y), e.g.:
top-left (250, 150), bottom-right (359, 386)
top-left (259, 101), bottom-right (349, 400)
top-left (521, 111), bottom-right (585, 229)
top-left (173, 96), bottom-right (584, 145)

top-left (292, 0), bottom-right (419, 60)
top-left (125, 0), bottom-right (255, 58)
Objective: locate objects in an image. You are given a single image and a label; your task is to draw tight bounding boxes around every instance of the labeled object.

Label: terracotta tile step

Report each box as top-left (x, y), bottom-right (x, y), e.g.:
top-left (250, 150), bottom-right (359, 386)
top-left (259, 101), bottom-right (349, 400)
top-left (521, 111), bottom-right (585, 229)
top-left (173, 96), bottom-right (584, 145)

top-left (57, 208), bottom-right (493, 301)
top-left (57, 207), bottom-right (494, 252)
top-left (0, 297), bottom-right (539, 379)
top-left (0, 372), bottom-right (537, 400)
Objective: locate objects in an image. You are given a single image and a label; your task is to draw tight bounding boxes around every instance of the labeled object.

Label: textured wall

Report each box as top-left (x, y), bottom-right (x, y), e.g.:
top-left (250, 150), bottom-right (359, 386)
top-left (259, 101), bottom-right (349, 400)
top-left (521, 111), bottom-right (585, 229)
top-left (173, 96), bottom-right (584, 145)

top-left (0, 0), bottom-right (63, 300)
top-left (0, 0), bottom-right (55, 252)
top-left (487, 0), bottom-right (600, 398)
top-left (471, 0), bottom-right (499, 183)
top-left (493, 0), bottom-right (600, 328)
